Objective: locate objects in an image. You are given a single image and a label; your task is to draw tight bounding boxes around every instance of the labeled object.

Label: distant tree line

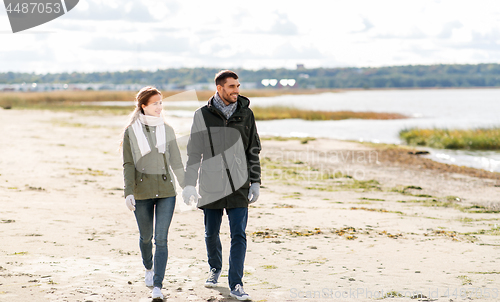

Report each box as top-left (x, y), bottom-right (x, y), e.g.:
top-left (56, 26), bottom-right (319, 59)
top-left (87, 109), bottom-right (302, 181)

top-left (2, 64), bottom-right (500, 89)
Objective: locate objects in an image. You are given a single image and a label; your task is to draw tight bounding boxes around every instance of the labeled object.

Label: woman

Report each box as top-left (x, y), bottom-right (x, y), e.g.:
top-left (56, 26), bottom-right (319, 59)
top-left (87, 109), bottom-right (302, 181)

top-left (122, 86), bottom-right (185, 300)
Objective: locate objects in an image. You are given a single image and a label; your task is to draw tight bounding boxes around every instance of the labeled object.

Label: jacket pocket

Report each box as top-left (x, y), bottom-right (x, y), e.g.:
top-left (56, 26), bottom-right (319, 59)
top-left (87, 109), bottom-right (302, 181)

top-left (134, 172), bottom-right (148, 195)
top-left (228, 149), bottom-right (249, 190)
top-left (199, 156), bottom-right (224, 194)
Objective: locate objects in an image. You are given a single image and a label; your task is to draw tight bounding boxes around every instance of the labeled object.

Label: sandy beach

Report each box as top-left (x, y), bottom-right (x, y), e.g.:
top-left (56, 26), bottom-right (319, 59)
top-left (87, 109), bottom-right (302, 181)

top-left (1, 108), bottom-right (499, 302)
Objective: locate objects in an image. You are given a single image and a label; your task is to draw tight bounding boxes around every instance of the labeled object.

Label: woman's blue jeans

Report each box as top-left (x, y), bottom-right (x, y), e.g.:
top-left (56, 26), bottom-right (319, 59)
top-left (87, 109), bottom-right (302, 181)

top-left (203, 207), bottom-right (248, 290)
top-left (134, 196), bottom-right (176, 289)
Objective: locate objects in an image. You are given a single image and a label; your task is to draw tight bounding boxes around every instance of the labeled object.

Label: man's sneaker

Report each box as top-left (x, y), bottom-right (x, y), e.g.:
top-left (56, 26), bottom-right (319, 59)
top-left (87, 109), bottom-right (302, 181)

top-left (204, 268), bottom-right (221, 287)
top-left (145, 268), bottom-right (154, 287)
top-left (152, 287), bottom-right (163, 300)
top-left (230, 284), bottom-right (251, 301)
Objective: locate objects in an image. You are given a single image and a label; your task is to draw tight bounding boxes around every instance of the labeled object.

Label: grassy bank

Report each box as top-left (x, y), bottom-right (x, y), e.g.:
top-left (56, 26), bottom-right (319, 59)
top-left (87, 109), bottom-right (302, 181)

top-left (400, 127), bottom-right (500, 150)
top-left (0, 90), bottom-right (135, 108)
top-left (0, 90), bottom-right (409, 121)
top-left (0, 89), bottom-right (340, 109)
top-left (253, 106), bottom-right (407, 121)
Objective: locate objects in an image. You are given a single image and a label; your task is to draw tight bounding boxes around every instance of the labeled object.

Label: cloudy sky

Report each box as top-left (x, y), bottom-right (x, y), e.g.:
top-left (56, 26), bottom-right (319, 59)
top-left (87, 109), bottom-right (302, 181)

top-left (1, 0), bottom-right (499, 73)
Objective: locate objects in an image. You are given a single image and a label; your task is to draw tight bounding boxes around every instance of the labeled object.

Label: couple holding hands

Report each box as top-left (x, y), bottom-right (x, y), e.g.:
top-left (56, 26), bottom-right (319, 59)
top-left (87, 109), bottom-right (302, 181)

top-left (122, 70), bottom-right (261, 301)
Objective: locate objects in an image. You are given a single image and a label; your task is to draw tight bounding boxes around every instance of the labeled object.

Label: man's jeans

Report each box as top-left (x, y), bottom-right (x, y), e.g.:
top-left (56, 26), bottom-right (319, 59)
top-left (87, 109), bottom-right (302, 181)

top-left (203, 207), bottom-right (248, 290)
top-left (134, 196), bottom-right (176, 289)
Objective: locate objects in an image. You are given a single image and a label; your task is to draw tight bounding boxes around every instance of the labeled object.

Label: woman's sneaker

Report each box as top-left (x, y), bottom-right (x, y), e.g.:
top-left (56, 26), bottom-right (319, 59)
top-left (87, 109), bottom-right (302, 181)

top-left (230, 284), bottom-right (251, 301)
top-left (152, 287), bottom-right (163, 300)
top-left (145, 268), bottom-right (154, 287)
top-left (204, 268), bottom-right (221, 287)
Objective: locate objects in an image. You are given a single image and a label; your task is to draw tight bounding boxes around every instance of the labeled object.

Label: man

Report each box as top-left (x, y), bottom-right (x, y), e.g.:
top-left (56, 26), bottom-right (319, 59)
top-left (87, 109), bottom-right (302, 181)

top-left (182, 70), bottom-right (261, 301)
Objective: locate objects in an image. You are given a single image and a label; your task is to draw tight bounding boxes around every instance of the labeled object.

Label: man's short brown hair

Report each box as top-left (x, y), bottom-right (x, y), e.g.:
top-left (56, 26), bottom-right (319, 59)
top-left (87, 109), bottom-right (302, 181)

top-left (215, 70), bottom-right (238, 86)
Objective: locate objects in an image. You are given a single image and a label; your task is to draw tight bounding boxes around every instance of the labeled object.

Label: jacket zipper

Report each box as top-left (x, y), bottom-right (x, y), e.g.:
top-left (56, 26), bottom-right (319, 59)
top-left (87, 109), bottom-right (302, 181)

top-left (145, 123), bottom-right (163, 198)
top-left (210, 108), bottom-right (236, 193)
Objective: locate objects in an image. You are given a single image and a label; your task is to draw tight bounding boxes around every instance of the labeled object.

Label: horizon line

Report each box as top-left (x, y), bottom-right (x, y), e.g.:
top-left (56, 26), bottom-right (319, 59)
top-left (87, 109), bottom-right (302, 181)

top-left (1, 62), bottom-right (500, 75)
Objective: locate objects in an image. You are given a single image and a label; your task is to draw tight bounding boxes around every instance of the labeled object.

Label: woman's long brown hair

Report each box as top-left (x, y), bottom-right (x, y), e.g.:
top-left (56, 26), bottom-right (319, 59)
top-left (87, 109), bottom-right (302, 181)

top-left (119, 86), bottom-right (162, 149)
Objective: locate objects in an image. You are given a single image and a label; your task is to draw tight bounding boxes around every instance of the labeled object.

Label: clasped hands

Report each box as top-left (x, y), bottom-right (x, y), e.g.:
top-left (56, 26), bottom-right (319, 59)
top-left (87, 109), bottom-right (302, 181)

top-left (126, 183), bottom-right (260, 211)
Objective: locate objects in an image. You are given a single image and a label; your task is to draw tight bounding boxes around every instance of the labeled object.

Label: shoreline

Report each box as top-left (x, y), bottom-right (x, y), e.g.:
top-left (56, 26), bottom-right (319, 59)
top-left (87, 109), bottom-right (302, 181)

top-left (360, 142), bottom-right (500, 182)
top-left (2, 85), bottom-right (500, 102)
top-left (1, 109), bottom-right (499, 301)
top-left (262, 136), bottom-right (500, 178)
top-left (4, 103), bottom-right (500, 175)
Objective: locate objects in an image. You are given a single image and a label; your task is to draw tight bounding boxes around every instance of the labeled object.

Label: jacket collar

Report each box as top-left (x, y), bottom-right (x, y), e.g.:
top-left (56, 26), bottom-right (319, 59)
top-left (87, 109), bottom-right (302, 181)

top-left (207, 94), bottom-right (250, 118)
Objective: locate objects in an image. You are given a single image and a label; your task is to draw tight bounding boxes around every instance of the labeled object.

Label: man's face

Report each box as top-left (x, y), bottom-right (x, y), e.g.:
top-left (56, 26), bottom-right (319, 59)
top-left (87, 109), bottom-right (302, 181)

top-left (217, 77), bottom-right (240, 105)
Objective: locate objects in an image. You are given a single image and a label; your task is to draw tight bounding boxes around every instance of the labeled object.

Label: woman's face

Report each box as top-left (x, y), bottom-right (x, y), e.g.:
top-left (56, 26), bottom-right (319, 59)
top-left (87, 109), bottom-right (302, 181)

top-left (141, 94), bottom-right (162, 117)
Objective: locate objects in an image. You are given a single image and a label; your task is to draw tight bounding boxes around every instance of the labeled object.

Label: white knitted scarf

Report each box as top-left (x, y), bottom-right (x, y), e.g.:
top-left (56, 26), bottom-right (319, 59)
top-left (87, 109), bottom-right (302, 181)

top-left (131, 113), bottom-right (166, 156)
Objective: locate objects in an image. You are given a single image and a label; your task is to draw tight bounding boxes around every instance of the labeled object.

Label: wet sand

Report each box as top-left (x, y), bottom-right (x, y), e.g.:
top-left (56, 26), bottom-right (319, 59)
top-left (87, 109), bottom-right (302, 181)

top-left (1, 109), bottom-right (499, 302)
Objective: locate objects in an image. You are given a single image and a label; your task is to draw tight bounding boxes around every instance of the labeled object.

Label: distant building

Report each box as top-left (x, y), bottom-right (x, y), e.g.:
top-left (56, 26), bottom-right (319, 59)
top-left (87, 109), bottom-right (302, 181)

top-left (0, 83), bottom-right (159, 92)
top-left (279, 79), bottom-right (296, 87)
top-left (185, 83), bottom-right (213, 91)
top-left (260, 79), bottom-right (297, 88)
top-left (185, 82), bottom-right (257, 91)
top-left (240, 82), bottom-right (257, 89)
top-left (0, 82), bottom-right (256, 92)
top-left (0, 84), bottom-right (17, 91)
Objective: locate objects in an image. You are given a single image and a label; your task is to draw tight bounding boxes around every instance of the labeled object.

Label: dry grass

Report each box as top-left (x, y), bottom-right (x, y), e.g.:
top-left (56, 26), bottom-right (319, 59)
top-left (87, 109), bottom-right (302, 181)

top-left (0, 89), bottom-right (341, 109)
top-left (198, 88), bottom-right (342, 100)
top-left (1, 90), bottom-right (408, 121)
top-left (253, 106), bottom-right (408, 121)
top-left (371, 143), bottom-right (500, 181)
top-left (400, 127), bottom-right (500, 150)
top-left (0, 90), bottom-right (135, 107)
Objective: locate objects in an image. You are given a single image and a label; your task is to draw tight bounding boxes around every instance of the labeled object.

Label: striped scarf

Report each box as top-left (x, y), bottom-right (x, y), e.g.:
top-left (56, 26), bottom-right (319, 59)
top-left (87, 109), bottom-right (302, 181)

top-left (213, 92), bottom-right (237, 119)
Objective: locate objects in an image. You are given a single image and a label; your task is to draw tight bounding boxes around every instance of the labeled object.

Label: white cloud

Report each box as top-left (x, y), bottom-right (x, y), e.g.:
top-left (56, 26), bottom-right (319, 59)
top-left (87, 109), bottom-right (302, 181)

top-left (352, 17), bottom-right (374, 33)
top-left (66, 0), bottom-right (159, 22)
top-left (268, 13), bottom-right (298, 35)
top-left (272, 42), bottom-right (323, 60)
top-left (0, 49), bottom-right (56, 72)
top-left (447, 29), bottom-right (500, 51)
top-left (84, 34), bottom-right (191, 53)
top-left (375, 28), bottom-right (428, 40)
top-left (437, 20), bottom-right (463, 39)
top-left (1, 0), bottom-right (500, 72)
